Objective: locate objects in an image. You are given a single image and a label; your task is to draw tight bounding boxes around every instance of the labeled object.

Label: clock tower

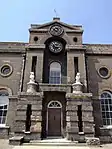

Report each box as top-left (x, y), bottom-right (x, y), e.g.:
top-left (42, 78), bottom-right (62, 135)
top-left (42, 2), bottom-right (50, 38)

top-left (19, 18), bottom-right (92, 140)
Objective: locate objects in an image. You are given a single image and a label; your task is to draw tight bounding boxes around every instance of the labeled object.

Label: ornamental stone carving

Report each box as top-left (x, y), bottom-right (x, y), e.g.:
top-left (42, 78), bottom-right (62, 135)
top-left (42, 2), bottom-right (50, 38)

top-left (27, 72), bottom-right (38, 93)
top-left (72, 72), bottom-right (83, 94)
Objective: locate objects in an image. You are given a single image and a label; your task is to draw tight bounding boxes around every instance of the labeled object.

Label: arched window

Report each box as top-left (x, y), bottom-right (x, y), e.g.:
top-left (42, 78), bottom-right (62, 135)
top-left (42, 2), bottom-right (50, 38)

top-left (49, 62), bottom-right (61, 84)
top-left (0, 89), bottom-right (9, 126)
top-left (100, 91), bottom-right (112, 126)
top-left (48, 101), bottom-right (62, 108)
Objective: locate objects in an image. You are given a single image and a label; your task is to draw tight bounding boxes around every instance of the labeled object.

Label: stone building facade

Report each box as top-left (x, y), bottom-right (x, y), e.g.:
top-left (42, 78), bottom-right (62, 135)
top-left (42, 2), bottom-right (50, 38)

top-left (0, 18), bottom-right (112, 143)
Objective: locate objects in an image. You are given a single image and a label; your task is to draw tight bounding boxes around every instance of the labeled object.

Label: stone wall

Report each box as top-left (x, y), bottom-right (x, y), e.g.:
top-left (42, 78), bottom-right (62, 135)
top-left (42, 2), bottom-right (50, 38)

top-left (0, 54), bottom-right (24, 95)
top-left (66, 93), bottom-right (94, 141)
top-left (67, 50), bottom-right (87, 92)
top-left (13, 92), bottom-right (43, 140)
top-left (23, 50), bottom-right (44, 91)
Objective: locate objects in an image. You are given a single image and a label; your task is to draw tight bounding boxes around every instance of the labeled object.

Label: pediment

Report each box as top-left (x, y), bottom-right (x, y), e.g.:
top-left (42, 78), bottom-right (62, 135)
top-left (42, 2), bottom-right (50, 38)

top-left (29, 18), bottom-right (83, 33)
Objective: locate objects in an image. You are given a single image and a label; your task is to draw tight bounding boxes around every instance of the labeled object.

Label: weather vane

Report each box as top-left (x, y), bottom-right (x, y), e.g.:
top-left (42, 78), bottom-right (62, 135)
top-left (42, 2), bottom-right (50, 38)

top-left (54, 9), bottom-right (59, 17)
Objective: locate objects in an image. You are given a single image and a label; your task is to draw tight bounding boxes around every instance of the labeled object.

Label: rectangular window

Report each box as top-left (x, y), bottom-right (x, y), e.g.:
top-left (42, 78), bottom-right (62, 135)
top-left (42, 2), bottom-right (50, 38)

top-left (74, 57), bottom-right (78, 77)
top-left (31, 56), bottom-right (37, 76)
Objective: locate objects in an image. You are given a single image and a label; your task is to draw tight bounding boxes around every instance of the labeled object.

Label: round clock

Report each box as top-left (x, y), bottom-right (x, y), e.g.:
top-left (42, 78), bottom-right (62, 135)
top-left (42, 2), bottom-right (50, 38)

top-left (49, 41), bottom-right (63, 53)
top-left (49, 24), bottom-right (64, 36)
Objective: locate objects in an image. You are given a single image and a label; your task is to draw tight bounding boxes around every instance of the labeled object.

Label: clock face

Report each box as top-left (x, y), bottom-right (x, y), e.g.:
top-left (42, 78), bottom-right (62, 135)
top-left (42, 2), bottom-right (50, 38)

top-left (49, 41), bottom-right (63, 53)
top-left (49, 24), bottom-right (64, 36)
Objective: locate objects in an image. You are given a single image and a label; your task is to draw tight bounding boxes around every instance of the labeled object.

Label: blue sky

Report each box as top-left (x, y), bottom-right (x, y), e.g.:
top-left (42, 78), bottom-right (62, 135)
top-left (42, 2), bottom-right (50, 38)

top-left (0, 0), bottom-right (112, 44)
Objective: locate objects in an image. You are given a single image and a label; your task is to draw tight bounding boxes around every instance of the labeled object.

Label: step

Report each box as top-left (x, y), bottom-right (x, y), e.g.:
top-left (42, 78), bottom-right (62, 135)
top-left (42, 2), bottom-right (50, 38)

top-left (23, 142), bottom-right (87, 146)
top-left (9, 136), bottom-right (24, 145)
top-left (23, 139), bottom-right (87, 146)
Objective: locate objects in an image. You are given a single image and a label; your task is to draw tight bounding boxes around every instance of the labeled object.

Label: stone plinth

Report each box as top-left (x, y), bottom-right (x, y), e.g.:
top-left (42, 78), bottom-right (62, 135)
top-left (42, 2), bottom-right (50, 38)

top-left (72, 82), bottom-right (83, 94)
top-left (27, 71), bottom-right (39, 93)
top-left (27, 82), bottom-right (38, 93)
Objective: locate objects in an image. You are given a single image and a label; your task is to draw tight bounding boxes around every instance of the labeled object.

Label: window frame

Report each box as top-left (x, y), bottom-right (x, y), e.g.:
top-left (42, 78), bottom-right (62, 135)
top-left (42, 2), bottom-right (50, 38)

top-left (49, 61), bottom-right (61, 84)
top-left (100, 91), bottom-right (112, 128)
top-left (0, 104), bottom-right (8, 127)
top-left (97, 66), bottom-right (110, 79)
top-left (0, 89), bottom-right (9, 127)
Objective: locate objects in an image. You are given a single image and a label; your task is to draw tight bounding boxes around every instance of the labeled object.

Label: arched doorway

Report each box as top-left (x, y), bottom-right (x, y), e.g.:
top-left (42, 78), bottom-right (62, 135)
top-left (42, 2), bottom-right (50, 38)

top-left (47, 101), bottom-right (62, 136)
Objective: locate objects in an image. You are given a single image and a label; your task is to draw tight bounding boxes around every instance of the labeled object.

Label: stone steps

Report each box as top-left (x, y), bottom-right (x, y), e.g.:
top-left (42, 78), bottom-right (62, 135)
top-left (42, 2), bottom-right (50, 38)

top-left (23, 142), bottom-right (87, 146)
top-left (9, 136), bottom-right (24, 145)
top-left (23, 138), bottom-right (87, 146)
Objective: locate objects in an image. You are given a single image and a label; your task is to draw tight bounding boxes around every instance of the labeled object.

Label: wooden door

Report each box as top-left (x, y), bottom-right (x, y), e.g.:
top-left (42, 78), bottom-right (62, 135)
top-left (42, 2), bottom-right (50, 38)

top-left (48, 108), bottom-right (61, 136)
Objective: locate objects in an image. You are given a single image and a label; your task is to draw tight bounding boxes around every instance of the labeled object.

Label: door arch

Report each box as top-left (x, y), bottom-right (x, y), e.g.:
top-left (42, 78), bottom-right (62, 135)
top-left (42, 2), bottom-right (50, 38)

top-left (46, 101), bottom-right (62, 136)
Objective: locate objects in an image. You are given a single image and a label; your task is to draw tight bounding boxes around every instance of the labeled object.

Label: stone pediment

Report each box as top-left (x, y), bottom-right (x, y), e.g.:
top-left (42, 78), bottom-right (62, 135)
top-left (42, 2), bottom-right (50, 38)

top-left (29, 18), bottom-right (83, 33)
top-left (29, 18), bottom-right (83, 45)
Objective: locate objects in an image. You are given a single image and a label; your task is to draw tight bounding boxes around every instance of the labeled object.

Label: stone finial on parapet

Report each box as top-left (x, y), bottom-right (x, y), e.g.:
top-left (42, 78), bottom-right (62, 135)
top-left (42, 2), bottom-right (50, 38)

top-left (27, 72), bottom-right (38, 93)
top-left (72, 72), bottom-right (83, 94)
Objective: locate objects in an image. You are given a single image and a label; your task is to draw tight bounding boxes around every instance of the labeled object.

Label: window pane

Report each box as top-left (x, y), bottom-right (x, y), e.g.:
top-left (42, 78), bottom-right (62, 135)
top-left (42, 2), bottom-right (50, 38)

top-left (2, 116), bottom-right (6, 124)
top-left (105, 99), bottom-right (108, 104)
top-left (56, 72), bottom-right (60, 76)
top-left (0, 116), bottom-right (2, 124)
top-left (110, 105), bottom-right (112, 111)
top-left (110, 112), bottom-right (112, 118)
top-left (4, 105), bottom-right (7, 109)
top-left (106, 112), bottom-right (110, 118)
top-left (107, 119), bottom-right (110, 125)
top-left (111, 119), bottom-right (112, 124)
top-left (3, 110), bottom-right (7, 116)
top-left (57, 78), bottom-right (60, 84)
top-left (0, 106), bottom-right (3, 109)
top-left (106, 105), bottom-right (109, 111)
top-left (0, 110), bottom-right (3, 116)
top-left (102, 112), bottom-right (105, 118)
top-left (103, 119), bottom-right (106, 125)
top-left (102, 105), bottom-right (105, 111)
top-left (109, 99), bottom-right (112, 104)
top-left (50, 71), bottom-right (54, 76)
top-left (101, 99), bottom-right (104, 104)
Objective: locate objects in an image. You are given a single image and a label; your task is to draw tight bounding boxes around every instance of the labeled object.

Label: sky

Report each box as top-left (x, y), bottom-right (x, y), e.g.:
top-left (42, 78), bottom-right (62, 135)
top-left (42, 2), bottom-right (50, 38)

top-left (0, 0), bottom-right (112, 44)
